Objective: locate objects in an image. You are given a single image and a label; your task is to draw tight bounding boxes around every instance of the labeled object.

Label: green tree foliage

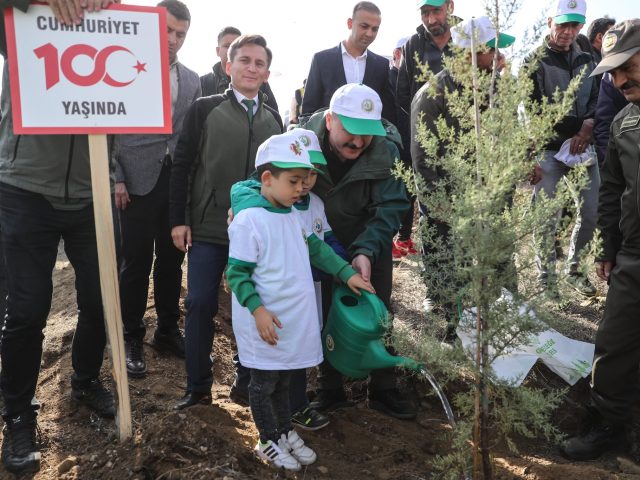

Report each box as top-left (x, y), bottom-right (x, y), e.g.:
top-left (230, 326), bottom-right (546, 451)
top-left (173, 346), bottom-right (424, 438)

top-left (393, 2), bottom-right (596, 478)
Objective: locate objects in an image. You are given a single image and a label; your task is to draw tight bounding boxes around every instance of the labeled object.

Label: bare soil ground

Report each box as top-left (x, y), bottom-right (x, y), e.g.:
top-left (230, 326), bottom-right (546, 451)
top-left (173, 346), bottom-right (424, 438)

top-left (2, 243), bottom-right (640, 480)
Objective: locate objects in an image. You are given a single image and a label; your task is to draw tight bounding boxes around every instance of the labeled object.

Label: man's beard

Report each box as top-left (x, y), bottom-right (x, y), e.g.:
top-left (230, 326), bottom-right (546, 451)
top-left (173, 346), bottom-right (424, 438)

top-left (426, 22), bottom-right (448, 37)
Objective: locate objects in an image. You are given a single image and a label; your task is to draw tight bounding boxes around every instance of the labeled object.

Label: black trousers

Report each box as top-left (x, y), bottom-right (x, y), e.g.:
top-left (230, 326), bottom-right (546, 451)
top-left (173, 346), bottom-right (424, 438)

top-left (590, 251), bottom-right (640, 424)
top-left (317, 249), bottom-right (397, 391)
top-left (0, 183), bottom-right (106, 417)
top-left (118, 165), bottom-right (185, 342)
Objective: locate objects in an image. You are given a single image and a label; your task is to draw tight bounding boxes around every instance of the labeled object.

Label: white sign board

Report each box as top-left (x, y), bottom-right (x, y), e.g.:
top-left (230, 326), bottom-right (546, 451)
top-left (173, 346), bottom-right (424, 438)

top-left (5, 3), bottom-right (171, 134)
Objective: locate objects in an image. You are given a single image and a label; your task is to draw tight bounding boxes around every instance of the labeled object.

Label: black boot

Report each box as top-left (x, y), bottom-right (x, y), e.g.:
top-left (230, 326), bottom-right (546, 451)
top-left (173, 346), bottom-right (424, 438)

top-left (125, 339), bottom-right (147, 378)
top-left (1, 410), bottom-right (40, 475)
top-left (151, 329), bottom-right (185, 359)
top-left (72, 379), bottom-right (115, 418)
top-left (368, 388), bottom-right (417, 420)
top-left (309, 388), bottom-right (353, 411)
top-left (174, 391), bottom-right (212, 410)
top-left (561, 410), bottom-right (627, 460)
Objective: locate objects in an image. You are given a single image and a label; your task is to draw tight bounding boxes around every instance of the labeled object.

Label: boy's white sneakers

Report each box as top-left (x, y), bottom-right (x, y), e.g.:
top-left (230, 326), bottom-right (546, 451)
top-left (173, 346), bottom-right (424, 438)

top-left (280, 429), bottom-right (317, 465)
top-left (255, 439), bottom-right (301, 471)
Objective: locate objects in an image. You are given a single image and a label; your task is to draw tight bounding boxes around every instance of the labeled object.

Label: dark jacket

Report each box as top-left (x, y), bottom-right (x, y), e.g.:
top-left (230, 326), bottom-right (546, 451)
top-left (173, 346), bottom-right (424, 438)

top-left (0, 0), bottom-right (110, 204)
top-left (410, 69), bottom-right (460, 189)
top-left (396, 24), bottom-right (453, 116)
top-left (303, 112), bottom-right (408, 263)
top-left (598, 103), bottom-right (640, 261)
top-left (200, 62), bottom-right (279, 112)
top-left (170, 88), bottom-right (282, 245)
top-left (115, 62), bottom-right (201, 196)
top-left (594, 73), bottom-right (628, 166)
top-left (301, 44), bottom-right (396, 125)
top-left (525, 38), bottom-right (598, 150)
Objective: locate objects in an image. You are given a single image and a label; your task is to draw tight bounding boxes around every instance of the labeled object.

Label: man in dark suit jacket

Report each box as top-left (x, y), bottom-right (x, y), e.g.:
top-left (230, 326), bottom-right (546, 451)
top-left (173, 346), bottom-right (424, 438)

top-left (114, 0), bottom-right (201, 379)
top-left (200, 26), bottom-right (279, 112)
top-left (301, 1), bottom-right (396, 125)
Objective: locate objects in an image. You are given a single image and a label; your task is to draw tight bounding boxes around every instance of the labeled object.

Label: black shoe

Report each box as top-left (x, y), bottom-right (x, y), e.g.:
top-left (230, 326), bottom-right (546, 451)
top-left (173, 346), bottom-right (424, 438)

top-left (561, 412), bottom-right (627, 460)
top-left (565, 272), bottom-right (597, 297)
top-left (309, 389), bottom-right (353, 412)
top-left (368, 388), bottom-right (417, 420)
top-left (72, 379), bottom-right (115, 418)
top-left (125, 339), bottom-right (147, 378)
top-left (151, 329), bottom-right (185, 359)
top-left (174, 391), bottom-right (212, 410)
top-left (229, 386), bottom-right (249, 407)
top-left (1, 410), bottom-right (40, 475)
top-left (291, 407), bottom-right (330, 431)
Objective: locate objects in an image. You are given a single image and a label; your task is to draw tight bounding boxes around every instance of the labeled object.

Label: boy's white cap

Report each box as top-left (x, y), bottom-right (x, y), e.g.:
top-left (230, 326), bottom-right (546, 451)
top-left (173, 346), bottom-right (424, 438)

top-left (254, 133), bottom-right (316, 171)
top-left (550, 0), bottom-right (586, 24)
top-left (452, 16), bottom-right (516, 49)
top-left (290, 128), bottom-right (327, 165)
top-left (329, 83), bottom-right (386, 136)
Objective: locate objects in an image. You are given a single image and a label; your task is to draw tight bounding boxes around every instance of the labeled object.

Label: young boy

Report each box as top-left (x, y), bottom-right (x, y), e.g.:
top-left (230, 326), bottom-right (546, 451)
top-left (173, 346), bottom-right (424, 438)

top-left (226, 133), bottom-right (374, 470)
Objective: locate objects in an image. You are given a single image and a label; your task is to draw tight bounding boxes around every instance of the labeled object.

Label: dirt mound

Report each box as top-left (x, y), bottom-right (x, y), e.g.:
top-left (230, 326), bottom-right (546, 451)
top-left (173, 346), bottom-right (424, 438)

top-left (1, 249), bottom-right (636, 480)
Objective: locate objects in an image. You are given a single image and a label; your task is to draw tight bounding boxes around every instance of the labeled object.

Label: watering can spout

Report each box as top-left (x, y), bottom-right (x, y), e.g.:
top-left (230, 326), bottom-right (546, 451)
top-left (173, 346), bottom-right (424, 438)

top-left (361, 340), bottom-right (420, 372)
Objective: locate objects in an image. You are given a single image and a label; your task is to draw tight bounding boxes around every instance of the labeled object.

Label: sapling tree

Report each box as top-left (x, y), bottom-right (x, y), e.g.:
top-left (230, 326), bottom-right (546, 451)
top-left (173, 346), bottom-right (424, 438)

top-left (393, 1), bottom-right (595, 478)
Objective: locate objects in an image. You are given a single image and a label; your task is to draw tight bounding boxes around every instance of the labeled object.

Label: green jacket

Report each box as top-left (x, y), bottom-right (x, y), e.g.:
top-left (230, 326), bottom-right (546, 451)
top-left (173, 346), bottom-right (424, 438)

top-left (302, 111), bottom-right (409, 263)
top-left (226, 180), bottom-right (357, 313)
top-left (598, 102), bottom-right (640, 261)
top-left (170, 89), bottom-right (282, 245)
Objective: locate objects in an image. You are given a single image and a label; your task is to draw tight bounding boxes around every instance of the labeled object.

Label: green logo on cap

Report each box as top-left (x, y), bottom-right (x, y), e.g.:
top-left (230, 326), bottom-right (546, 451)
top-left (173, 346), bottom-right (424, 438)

top-left (299, 135), bottom-right (311, 147)
top-left (567, 0), bottom-right (577, 8)
top-left (361, 99), bottom-right (374, 113)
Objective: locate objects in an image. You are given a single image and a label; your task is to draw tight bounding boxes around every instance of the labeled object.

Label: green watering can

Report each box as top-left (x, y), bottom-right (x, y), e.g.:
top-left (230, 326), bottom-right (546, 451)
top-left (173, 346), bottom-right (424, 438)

top-left (322, 284), bottom-right (457, 429)
top-left (323, 285), bottom-right (419, 377)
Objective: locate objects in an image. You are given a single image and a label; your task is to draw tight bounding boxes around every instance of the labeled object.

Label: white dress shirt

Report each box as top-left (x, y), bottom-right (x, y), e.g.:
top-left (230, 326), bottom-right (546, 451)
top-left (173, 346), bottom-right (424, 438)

top-left (340, 41), bottom-right (368, 84)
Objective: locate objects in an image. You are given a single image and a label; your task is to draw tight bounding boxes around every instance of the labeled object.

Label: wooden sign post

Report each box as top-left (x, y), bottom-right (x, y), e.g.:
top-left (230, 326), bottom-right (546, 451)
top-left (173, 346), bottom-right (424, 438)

top-left (4, 3), bottom-right (172, 441)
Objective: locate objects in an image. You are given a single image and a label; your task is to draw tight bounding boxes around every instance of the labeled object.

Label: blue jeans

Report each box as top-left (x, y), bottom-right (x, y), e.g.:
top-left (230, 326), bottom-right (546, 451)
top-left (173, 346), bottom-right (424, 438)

top-left (534, 150), bottom-right (600, 274)
top-left (0, 183), bottom-right (106, 416)
top-left (184, 241), bottom-right (228, 393)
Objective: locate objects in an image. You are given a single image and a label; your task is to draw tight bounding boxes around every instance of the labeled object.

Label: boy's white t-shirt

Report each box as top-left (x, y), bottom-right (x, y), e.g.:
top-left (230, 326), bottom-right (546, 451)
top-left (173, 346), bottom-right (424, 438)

top-left (229, 206), bottom-right (323, 370)
top-left (295, 192), bottom-right (332, 241)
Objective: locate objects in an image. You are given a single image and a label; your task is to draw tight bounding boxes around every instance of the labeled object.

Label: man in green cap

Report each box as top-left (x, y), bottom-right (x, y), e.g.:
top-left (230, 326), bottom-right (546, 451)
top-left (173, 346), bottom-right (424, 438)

top-left (302, 83), bottom-right (416, 419)
top-left (396, 0), bottom-right (455, 116)
top-left (562, 18), bottom-right (640, 461)
top-left (411, 16), bottom-right (516, 342)
top-left (525, 0), bottom-right (600, 298)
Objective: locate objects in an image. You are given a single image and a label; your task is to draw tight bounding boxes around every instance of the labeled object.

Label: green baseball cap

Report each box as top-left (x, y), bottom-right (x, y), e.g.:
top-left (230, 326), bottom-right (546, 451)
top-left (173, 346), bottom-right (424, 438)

top-left (552, 0), bottom-right (586, 25)
top-left (255, 134), bottom-right (318, 171)
top-left (292, 128), bottom-right (327, 165)
top-left (418, 0), bottom-right (447, 7)
top-left (329, 84), bottom-right (386, 137)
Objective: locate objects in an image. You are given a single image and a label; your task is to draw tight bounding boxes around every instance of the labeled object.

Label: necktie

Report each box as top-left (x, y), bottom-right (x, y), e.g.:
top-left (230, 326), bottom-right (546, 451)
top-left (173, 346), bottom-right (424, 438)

top-left (241, 99), bottom-right (255, 124)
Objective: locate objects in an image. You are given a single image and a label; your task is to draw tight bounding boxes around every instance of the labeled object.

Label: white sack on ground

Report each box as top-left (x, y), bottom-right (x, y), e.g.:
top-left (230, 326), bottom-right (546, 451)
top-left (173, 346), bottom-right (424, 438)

top-left (457, 289), bottom-right (594, 386)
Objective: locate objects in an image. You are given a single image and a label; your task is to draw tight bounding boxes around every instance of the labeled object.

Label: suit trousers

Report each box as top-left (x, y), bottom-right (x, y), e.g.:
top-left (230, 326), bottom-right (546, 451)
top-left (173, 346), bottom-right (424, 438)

top-left (317, 249), bottom-right (397, 392)
top-left (590, 251), bottom-right (640, 424)
top-left (118, 165), bottom-right (185, 342)
top-left (0, 183), bottom-right (106, 417)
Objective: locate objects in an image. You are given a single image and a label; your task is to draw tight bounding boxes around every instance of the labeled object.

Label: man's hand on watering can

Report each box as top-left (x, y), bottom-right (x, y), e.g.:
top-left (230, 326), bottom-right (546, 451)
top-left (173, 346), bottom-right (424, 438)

top-left (347, 273), bottom-right (376, 296)
top-left (254, 306), bottom-right (282, 345)
top-left (351, 254), bottom-right (371, 282)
